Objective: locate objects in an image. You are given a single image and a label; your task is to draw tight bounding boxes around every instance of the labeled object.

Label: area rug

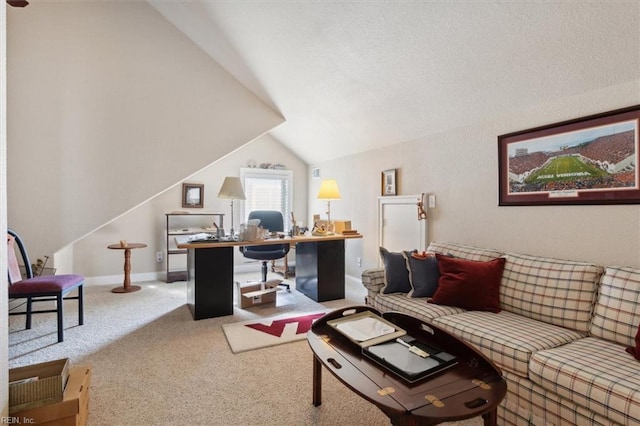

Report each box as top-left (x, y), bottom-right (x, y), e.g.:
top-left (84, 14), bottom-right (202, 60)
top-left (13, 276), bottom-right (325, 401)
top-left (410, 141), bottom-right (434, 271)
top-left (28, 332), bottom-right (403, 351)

top-left (223, 311), bottom-right (329, 353)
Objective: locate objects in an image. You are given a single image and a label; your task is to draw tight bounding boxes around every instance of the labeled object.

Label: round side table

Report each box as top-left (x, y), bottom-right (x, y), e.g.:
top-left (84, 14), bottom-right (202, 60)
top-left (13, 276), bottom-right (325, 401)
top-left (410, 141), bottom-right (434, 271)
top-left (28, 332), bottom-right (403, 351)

top-left (108, 243), bottom-right (147, 293)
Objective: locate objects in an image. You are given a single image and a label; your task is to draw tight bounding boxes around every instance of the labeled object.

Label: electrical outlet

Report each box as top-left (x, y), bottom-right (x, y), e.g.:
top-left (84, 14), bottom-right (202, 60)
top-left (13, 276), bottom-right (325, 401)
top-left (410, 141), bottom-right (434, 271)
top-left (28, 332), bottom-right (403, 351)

top-left (357, 257), bottom-right (362, 267)
top-left (156, 251), bottom-right (163, 263)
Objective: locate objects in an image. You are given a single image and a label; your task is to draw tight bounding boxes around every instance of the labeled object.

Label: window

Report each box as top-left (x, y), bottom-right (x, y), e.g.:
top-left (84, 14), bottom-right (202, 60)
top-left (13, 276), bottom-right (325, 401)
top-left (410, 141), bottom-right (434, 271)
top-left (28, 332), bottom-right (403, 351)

top-left (240, 168), bottom-right (293, 231)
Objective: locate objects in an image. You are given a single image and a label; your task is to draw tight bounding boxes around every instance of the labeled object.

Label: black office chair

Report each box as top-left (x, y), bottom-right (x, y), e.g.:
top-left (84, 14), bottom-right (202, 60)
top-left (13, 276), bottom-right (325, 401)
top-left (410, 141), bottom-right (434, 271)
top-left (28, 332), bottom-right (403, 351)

top-left (7, 228), bottom-right (84, 343)
top-left (240, 210), bottom-right (291, 291)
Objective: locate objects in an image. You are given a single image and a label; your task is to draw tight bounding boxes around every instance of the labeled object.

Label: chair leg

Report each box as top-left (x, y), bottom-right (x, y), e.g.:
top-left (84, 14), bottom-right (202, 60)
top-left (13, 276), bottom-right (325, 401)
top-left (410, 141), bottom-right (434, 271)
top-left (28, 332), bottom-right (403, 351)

top-left (78, 286), bottom-right (84, 326)
top-left (57, 293), bottom-right (64, 343)
top-left (278, 282), bottom-right (291, 292)
top-left (261, 261), bottom-right (268, 282)
top-left (26, 297), bottom-right (33, 330)
top-left (283, 255), bottom-right (289, 279)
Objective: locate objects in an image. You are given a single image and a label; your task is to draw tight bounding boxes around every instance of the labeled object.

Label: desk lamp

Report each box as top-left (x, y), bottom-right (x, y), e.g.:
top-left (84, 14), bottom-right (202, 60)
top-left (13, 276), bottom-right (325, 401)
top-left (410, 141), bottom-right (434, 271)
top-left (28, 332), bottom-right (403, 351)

top-left (217, 177), bottom-right (246, 238)
top-left (317, 179), bottom-right (341, 234)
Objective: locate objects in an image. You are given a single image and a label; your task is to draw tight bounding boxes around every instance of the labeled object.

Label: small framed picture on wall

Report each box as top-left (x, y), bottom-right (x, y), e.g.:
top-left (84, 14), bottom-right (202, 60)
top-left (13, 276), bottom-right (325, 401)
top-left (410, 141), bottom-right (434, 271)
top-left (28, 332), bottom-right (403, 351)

top-left (381, 169), bottom-right (397, 196)
top-left (182, 183), bottom-right (204, 208)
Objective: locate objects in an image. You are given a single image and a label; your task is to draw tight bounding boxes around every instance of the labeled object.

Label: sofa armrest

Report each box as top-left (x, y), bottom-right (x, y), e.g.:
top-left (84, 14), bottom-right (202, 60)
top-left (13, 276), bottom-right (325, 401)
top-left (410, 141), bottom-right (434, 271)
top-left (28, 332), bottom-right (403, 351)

top-left (361, 268), bottom-right (385, 302)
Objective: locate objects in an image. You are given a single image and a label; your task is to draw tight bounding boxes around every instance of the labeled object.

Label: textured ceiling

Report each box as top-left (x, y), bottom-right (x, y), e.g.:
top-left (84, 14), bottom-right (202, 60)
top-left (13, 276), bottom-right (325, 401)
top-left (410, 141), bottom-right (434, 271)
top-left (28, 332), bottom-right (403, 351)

top-left (150, 1), bottom-right (639, 164)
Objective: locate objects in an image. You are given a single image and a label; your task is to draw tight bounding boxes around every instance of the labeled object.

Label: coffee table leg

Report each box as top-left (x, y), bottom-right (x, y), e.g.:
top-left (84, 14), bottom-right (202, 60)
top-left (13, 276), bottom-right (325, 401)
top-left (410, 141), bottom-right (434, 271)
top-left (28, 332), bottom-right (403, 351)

top-left (482, 408), bottom-right (497, 426)
top-left (313, 354), bottom-right (322, 406)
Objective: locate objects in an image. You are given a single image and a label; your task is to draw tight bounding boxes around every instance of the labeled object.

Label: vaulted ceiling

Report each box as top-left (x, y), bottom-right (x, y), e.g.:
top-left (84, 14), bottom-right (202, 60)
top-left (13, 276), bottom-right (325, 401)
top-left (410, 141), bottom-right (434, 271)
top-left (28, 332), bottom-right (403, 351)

top-left (150, 1), bottom-right (640, 164)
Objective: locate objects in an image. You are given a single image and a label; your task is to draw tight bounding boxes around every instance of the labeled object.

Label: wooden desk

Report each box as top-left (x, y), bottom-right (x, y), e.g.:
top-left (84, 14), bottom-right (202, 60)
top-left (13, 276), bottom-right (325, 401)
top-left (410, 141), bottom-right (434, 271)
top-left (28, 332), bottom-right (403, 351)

top-left (177, 234), bottom-right (362, 320)
top-left (107, 243), bottom-right (147, 293)
top-left (308, 307), bottom-right (507, 426)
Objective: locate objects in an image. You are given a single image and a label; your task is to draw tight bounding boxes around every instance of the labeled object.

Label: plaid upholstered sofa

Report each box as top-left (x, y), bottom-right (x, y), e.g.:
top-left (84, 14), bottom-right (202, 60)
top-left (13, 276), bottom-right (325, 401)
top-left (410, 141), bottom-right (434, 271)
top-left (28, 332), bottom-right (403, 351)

top-left (361, 241), bottom-right (640, 426)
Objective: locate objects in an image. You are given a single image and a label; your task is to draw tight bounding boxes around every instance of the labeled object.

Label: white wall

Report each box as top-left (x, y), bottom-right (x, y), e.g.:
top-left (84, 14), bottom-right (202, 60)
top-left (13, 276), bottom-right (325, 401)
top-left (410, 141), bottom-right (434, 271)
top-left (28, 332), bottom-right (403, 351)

top-left (72, 133), bottom-right (308, 281)
top-left (313, 80), bottom-right (640, 274)
top-left (7, 2), bottom-right (284, 265)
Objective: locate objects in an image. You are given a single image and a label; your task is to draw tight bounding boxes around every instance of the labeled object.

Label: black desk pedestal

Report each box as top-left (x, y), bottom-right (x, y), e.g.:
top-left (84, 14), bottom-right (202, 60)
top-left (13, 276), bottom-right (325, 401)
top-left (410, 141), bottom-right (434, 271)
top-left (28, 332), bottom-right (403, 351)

top-left (183, 237), bottom-right (353, 320)
top-left (186, 247), bottom-right (234, 320)
top-left (296, 239), bottom-right (345, 302)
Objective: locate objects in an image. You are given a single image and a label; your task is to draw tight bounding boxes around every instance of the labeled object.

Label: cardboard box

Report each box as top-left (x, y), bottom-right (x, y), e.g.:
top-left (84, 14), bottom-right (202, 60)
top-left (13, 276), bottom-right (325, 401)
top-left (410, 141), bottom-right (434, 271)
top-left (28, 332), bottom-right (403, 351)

top-left (11, 365), bottom-right (91, 426)
top-left (237, 280), bottom-right (279, 308)
top-left (333, 220), bottom-right (352, 235)
top-left (9, 358), bottom-right (70, 413)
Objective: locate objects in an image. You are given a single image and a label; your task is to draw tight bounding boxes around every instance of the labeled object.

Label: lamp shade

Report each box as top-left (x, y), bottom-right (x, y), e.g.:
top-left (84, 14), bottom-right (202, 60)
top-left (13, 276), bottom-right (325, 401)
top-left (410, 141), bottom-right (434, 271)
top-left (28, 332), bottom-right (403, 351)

top-left (317, 179), bottom-right (341, 200)
top-left (217, 177), bottom-right (246, 200)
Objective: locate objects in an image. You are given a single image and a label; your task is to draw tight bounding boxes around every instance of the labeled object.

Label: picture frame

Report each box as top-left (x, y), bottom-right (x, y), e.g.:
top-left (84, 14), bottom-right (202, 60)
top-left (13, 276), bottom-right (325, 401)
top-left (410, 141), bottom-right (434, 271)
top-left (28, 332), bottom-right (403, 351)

top-left (381, 169), bottom-right (397, 196)
top-left (498, 105), bottom-right (640, 206)
top-left (182, 183), bottom-right (204, 208)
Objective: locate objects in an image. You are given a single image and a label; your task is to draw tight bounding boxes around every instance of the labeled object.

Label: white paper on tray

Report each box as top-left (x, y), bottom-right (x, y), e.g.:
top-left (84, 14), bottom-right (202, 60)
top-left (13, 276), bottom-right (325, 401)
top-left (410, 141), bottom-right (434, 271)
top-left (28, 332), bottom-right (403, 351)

top-left (335, 317), bottom-right (396, 342)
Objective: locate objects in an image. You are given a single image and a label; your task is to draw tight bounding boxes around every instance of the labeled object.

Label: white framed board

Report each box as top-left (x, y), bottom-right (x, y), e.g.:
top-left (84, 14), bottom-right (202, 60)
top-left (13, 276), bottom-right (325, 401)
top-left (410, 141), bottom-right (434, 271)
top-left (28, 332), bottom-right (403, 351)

top-left (377, 195), bottom-right (428, 266)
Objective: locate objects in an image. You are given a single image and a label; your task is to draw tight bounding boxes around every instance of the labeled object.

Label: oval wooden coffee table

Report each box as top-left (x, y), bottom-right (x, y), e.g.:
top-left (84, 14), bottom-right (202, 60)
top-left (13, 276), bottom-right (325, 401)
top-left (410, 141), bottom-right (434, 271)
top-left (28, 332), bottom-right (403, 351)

top-left (107, 242), bottom-right (147, 293)
top-left (307, 306), bottom-right (507, 426)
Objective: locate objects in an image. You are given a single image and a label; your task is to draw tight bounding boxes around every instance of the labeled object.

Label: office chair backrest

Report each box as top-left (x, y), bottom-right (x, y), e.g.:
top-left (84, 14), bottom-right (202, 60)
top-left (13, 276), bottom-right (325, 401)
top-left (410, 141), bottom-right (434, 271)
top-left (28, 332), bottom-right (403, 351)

top-left (248, 210), bottom-right (285, 233)
top-left (245, 210), bottom-right (287, 253)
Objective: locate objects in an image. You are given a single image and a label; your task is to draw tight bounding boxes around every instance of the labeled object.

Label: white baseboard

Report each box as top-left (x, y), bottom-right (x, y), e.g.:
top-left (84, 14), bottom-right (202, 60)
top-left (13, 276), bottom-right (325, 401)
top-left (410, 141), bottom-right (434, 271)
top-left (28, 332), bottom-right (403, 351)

top-left (84, 272), bottom-right (162, 286)
top-left (84, 265), bottom-right (361, 286)
top-left (84, 263), bottom-right (263, 286)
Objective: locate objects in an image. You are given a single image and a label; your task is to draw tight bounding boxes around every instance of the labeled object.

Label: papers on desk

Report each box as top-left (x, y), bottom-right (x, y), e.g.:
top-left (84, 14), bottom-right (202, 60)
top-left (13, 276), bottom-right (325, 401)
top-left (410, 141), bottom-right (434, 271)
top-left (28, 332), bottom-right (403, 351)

top-left (187, 233), bottom-right (217, 243)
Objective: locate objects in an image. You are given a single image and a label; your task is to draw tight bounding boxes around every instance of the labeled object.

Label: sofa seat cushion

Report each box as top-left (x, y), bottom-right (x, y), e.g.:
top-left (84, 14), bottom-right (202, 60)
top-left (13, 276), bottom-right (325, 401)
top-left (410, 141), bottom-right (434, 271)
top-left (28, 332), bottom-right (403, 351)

top-left (500, 253), bottom-right (603, 333)
top-left (501, 370), bottom-right (621, 426)
top-left (372, 293), bottom-right (465, 321)
top-left (433, 311), bottom-right (584, 377)
top-left (529, 337), bottom-right (640, 426)
top-left (590, 266), bottom-right (640, 348)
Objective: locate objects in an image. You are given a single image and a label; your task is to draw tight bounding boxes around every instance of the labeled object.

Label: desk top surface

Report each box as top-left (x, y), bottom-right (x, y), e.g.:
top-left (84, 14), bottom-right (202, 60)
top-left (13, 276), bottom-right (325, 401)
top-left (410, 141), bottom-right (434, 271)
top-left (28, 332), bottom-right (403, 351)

top-left (176, 233), bottom-right (362, 249)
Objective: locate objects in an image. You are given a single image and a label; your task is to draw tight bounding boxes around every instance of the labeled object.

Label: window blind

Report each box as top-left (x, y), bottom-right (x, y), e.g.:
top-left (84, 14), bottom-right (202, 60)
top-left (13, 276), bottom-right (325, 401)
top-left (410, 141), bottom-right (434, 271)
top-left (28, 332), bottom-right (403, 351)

top-left (240, 168), bottom-right (293, 231)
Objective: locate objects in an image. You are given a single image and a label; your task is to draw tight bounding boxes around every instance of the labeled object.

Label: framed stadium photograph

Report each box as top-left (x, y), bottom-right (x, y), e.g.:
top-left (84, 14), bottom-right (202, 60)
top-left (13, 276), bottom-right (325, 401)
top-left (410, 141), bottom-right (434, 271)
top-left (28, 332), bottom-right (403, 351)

top-left (498, 105), bottom-right (640, 206)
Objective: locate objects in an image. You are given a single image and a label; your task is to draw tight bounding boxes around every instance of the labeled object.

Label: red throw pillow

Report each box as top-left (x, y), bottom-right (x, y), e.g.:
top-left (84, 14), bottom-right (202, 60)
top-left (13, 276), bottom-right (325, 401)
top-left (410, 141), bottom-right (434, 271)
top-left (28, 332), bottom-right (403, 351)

top-left (626, 323), bottom-right (640, 360)
top-left (429, 254), bottom-right (506, 313)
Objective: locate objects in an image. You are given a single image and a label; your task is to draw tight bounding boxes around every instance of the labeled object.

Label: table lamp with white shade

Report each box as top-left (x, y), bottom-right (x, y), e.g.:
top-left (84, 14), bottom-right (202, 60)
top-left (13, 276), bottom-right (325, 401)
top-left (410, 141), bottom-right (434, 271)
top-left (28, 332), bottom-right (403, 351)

top-left (317, 179), bottom-right (341, 234)
top-left (217, 177), bottom-right (246, 239)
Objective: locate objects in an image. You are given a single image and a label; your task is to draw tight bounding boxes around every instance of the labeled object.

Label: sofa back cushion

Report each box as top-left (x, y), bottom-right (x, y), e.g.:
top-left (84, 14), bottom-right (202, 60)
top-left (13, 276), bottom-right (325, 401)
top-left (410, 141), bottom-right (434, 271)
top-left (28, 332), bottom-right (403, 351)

top-left (430, 255), bottom-right (505, 312)
top-left (379, 247), bottom-right (412, 294)
top-left (590, 266), bottom-right (640, 347)
top-left (426, 241), bottom-right (504, 262)
top-left (500, 253), bottom-right (603, 333)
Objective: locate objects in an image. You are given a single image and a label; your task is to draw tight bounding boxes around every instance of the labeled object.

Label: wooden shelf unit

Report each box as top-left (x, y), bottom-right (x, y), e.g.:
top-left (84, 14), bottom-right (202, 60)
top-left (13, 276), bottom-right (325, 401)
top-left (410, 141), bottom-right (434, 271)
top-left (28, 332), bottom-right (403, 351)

top-left (165, 212), bottom-right (225, 283)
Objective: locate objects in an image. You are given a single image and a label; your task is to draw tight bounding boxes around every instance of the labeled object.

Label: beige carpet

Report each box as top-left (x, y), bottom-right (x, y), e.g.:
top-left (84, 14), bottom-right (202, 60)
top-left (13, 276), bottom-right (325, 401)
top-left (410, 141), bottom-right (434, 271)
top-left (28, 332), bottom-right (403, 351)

top-left (8, 272), bottom-right (482, 426)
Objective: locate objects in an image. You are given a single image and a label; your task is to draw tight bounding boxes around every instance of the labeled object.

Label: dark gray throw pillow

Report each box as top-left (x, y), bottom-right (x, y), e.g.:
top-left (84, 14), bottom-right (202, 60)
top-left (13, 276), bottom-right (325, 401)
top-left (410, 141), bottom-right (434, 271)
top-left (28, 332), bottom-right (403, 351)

top-left (379, 247), bottom-right (412, 294)
top-left (404, 252), bottom-right (441, 298)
